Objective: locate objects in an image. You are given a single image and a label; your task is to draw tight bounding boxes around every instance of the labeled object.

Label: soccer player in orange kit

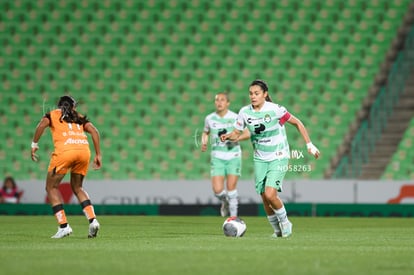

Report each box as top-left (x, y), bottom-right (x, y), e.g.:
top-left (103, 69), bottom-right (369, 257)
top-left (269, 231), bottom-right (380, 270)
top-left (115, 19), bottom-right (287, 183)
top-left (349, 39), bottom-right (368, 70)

top-left (31, 95), bottom-right (102, 238)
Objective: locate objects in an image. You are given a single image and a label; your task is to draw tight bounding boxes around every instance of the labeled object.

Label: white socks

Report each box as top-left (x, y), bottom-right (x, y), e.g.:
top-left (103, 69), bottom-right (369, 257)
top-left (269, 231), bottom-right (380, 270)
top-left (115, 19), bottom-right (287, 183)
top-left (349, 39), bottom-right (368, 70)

top-left (268, 206), bottom-right (289, 233)
top-left (215, 189), bottom-right (239, 217)
top-left (267, 214), bottom-right (280, 232)
top-left (214, 190), bottom-right (227, 201)
top-left (275, 206), bottom-right (288, 223)
top-left (227, 189), bottom-right (238, 217)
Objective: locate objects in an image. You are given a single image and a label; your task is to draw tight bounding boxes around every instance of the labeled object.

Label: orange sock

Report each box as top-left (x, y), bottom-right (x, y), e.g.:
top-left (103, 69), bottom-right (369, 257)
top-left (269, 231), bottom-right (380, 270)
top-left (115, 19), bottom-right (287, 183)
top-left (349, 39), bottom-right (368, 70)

top-left (83, 205), bottom-right (96, 220)
top-left (52, 204), bottom-right (68, 226)
top-left (55, 209), bottom-right (68, 225)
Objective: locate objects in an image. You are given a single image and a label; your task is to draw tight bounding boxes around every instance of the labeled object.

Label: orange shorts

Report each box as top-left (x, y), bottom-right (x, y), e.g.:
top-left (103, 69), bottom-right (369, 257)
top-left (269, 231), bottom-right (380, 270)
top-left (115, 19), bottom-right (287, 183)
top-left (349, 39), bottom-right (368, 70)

top-left (48, 149), bottom-right (91, 176)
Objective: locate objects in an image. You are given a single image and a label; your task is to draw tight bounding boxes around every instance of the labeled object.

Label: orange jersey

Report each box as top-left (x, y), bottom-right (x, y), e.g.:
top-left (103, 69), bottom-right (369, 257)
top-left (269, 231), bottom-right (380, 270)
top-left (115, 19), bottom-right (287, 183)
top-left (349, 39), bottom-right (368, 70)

top-left (49, 109), bottom-right (90, 154)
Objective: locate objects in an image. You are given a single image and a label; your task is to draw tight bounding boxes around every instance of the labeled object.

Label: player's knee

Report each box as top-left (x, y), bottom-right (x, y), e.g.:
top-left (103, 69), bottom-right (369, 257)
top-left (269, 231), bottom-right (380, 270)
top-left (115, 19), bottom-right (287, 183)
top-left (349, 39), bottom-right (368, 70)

top-left (264, 188), bottom-right (277, 201)
top-left (45, 184), bottom-right (58, 193)
top-left (70, 184), bottom-right (84, 195)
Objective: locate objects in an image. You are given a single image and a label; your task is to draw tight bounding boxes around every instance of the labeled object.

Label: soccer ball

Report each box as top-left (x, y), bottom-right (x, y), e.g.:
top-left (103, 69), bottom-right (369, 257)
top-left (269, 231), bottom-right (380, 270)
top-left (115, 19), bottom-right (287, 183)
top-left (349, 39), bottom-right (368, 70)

top-left (222, 217), bottom-right (247, 237)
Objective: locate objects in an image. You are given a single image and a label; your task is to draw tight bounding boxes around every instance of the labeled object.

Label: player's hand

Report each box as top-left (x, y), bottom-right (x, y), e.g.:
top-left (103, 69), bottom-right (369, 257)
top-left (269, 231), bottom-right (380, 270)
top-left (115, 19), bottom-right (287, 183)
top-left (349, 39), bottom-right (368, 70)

top-left (306, 142), bottom-right (320, 159)
top-left (31, 144), bottom-right (39, 162)
top-left (31, 152), bottom-right (39, 162)
top-left (201, 143), bottom-right (207, 152)
top-left (220, 134), bottom-right (229, 142)
top-left (92, 154), bottom-right (102, 169)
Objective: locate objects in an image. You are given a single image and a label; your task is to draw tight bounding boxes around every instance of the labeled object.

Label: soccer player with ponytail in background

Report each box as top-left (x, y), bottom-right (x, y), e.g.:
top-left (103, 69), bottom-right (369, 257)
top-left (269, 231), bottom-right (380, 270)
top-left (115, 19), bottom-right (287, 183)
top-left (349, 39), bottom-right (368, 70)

top-left (31, 95), bottom-right (102, 238)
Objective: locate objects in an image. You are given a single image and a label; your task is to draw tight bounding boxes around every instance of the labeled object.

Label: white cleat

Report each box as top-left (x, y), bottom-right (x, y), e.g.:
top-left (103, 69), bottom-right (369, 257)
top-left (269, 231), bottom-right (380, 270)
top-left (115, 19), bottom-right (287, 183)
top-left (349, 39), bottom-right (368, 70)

top-left (272, 223), bottom-right (283, 238)
top-left (88, 219), bottom-right (100, 238)
top-left (51, 225), bottom-right (73, 239)
top-left (280, 220), bottom-right (293, 238)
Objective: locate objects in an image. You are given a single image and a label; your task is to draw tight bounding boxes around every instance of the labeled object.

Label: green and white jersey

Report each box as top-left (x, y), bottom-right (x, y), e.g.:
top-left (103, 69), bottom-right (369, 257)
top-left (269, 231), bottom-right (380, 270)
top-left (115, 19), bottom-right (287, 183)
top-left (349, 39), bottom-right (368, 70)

top-left (234, 101), bottom-right (291, 161)
top-left (203, 110), bottom-right (241, 160)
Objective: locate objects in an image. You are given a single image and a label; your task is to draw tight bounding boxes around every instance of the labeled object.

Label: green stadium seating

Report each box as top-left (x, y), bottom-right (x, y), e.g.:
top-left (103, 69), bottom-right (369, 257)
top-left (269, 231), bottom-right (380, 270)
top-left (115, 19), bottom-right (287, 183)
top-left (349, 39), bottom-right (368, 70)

top-left (0, 0), bottom-right (412, 180)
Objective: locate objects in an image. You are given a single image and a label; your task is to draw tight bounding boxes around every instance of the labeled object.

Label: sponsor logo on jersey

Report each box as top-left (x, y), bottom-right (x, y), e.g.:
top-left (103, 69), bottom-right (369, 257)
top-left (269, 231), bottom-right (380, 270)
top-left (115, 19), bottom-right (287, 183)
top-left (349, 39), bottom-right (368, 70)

top-left (64, 138), bottom-right (89, 145)
top-left (247, 117), bottom-right (263, 124)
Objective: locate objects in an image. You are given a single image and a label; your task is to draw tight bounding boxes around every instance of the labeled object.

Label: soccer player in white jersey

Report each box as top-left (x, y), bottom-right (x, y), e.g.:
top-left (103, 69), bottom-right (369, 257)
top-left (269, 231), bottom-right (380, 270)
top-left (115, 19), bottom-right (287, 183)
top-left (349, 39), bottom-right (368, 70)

top-left (201, 93), bottom-right (250, 217)
top-left (221, 80), bottom-right (320, 237)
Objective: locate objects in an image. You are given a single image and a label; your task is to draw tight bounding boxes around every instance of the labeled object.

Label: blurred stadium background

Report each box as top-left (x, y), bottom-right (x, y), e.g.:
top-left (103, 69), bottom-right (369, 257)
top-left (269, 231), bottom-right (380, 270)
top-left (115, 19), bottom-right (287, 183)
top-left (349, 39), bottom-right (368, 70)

top-left (1, 0), bottom-right (413, 184)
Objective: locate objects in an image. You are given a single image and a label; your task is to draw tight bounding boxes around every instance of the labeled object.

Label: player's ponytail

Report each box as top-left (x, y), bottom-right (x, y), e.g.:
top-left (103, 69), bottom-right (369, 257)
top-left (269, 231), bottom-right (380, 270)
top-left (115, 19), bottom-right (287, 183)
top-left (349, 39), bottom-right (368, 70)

top-left (250, 79), bottom-right (272, 102)
top-left (58, 96), bottom-right (75, 122)
top-left (57, 95), bottom-right (88, 125)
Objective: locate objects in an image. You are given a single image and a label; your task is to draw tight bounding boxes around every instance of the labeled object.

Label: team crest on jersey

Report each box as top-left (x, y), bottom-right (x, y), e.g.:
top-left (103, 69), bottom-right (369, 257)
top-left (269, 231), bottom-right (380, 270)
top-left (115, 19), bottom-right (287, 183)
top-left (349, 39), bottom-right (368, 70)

top-left (264, 114), bottom-right (271, 123)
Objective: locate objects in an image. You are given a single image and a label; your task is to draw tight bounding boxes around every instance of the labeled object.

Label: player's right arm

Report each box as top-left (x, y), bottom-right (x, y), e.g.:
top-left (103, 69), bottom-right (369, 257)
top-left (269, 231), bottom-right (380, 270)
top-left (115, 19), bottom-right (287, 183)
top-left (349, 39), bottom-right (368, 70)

top-left (84, 122), bottom-right (102, 169)
top-left (201, 116), bottom-right (210, 152)
top-left (31, 116), bottom-right (50, 161)
top-left (235, 128), bottom-right (250, 142)
top-left (201, 131), bottom-right (209, 152)
top-left (220, 129), bottom-right (241, 142)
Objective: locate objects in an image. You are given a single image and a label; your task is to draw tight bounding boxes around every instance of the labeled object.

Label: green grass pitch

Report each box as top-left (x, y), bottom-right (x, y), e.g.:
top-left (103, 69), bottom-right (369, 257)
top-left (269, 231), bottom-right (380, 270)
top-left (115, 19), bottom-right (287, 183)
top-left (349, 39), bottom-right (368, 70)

top-left (0, 216), bottom-right (413, 275)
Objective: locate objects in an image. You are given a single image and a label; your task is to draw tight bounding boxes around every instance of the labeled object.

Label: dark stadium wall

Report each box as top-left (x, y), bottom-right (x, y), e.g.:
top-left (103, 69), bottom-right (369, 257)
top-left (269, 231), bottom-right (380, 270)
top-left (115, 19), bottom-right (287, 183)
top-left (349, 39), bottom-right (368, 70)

top-left (1, 203), bottom-right (414, 217)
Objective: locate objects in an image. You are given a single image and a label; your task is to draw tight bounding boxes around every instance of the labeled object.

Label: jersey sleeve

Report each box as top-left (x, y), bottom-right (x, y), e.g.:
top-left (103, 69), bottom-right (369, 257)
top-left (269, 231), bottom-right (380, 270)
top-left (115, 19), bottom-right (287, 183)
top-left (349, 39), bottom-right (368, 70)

top-left (234, 111), bottom-right (245, 131)
top-left (275, 105), bottom-right (291, 125)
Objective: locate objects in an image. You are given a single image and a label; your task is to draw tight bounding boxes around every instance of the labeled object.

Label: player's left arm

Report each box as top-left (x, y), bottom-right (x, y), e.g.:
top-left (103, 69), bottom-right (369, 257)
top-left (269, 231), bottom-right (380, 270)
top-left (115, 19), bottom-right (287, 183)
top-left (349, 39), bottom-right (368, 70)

top-left (286, 114), bottom-right (320, 159)
top-left (235, 128), bottom-right (250, 142)
top-left (84, 122), bottom-right (102, 169)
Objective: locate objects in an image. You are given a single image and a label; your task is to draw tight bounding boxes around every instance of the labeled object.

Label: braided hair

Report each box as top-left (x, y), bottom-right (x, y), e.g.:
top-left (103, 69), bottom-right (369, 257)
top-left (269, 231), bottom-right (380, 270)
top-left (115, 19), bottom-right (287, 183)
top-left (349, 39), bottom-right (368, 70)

top-left (250, 79), bottom-right (273, 102)
top-left (57, 96), bottom-right (88, 125)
